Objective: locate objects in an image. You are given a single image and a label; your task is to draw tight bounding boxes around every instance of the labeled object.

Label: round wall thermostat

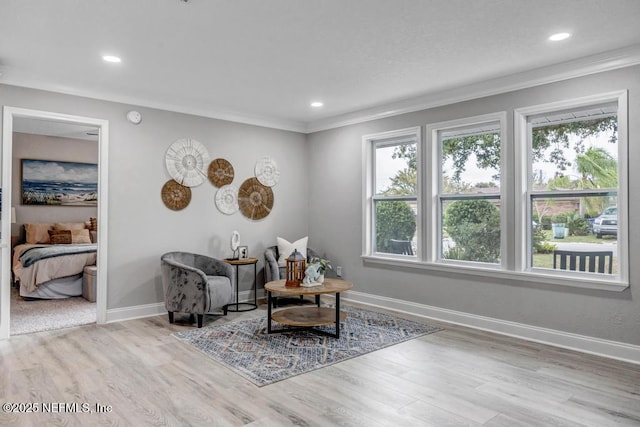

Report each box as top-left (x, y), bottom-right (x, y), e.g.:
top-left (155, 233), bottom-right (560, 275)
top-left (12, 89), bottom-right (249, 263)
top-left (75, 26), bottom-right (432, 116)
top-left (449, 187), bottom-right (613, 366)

top-left (126, 110), bottom-right (142, 124)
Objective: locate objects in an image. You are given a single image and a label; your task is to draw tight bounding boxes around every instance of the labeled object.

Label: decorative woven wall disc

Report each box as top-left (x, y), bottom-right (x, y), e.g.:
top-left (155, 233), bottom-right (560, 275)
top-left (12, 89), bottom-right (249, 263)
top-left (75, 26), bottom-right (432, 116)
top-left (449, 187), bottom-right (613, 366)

top-left (208, 158), bottom-right (235, 187)
top-left (215, 184), bottom-right (239, 215)
top-left (254, 156), bottom-right (280, 187)
top-left (161, 179), bottom-right (191, 211)
top-left (165, 138), bottom-right (210, 187)
top-left (238, 177), bottom-right (274, 220)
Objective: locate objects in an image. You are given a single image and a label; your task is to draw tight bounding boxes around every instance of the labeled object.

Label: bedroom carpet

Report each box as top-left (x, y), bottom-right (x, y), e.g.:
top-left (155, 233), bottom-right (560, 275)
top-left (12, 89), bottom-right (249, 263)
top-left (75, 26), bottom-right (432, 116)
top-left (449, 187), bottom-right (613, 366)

top-left (10, 286), bottom-right (96, 335)
top-left (173, 305), bottom-right (442, 387)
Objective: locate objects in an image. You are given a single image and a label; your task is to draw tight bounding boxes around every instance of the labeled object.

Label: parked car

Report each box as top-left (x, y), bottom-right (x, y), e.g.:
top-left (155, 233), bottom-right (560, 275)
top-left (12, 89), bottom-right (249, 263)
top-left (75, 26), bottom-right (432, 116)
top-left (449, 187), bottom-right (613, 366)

top-left (593, 206), bottom-right (617, 238)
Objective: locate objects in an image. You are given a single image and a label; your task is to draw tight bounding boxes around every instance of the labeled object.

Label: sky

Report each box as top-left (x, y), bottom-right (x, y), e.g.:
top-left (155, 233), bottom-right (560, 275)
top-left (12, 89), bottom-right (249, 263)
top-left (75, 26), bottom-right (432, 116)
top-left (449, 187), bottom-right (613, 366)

top-left (376, 130), bottom-right (617, 193)
top-left (23, 160), bottom-right (98, 183)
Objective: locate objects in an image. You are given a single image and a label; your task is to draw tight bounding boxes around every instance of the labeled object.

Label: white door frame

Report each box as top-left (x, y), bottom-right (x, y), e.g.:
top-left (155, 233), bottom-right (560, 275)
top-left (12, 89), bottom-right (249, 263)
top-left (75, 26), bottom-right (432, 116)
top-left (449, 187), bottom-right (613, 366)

top-left (0, 107), bottom-right (109, 339)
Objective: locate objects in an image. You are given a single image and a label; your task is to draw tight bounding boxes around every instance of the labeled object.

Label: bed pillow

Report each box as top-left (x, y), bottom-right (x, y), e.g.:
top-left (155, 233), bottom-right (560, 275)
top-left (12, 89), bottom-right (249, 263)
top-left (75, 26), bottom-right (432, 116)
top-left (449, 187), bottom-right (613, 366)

top-left (54, 222), bottom-right (87, 231)
top-left (276, 236), bottom-right (308, 267)
top-left (48, 229), bottom-right (72, 244)
top-left (71, 229), bottom-right (92, 244)
top-left (25, 223), bottom-right (54, 244)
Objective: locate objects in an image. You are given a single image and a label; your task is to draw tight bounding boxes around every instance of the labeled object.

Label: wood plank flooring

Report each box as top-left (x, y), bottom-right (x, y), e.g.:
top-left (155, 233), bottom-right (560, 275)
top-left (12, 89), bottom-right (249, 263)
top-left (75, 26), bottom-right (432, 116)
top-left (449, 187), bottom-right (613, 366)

top-left (1, 301), bottom-right (639, 426)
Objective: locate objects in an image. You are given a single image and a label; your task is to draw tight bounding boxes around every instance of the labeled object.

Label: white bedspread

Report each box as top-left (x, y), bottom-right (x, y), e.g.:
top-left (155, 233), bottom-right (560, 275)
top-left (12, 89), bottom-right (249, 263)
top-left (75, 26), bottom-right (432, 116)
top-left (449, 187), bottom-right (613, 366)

top-left (13, 244), bottom-right (97, 295)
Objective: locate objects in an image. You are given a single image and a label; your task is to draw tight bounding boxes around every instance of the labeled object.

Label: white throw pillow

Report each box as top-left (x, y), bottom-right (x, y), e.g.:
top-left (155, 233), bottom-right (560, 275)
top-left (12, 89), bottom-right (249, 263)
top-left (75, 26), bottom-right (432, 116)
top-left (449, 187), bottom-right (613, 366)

top-left (277, 236), bottom-right (308, 267)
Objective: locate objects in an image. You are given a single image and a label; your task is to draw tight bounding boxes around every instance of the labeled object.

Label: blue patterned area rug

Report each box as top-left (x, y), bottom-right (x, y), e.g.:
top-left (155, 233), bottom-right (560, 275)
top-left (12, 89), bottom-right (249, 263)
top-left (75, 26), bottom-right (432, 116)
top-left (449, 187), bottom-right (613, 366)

top-left (173, 305), bottom-right (442, 387)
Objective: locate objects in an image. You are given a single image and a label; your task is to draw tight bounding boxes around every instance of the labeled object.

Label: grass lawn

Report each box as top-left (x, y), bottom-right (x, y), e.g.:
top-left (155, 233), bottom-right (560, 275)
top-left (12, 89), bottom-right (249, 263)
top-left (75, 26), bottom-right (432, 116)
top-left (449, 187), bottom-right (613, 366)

top-left (532, 230), bottom-right (618, 272)
top-left (542, 230), bottom-right (617, 244)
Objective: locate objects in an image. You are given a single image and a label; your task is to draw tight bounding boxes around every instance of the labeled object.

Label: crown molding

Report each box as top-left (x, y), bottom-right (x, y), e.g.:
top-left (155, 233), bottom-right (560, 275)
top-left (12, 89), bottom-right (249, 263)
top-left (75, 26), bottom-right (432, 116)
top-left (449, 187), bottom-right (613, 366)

top-left (306, 44), bottom-right (640, 133)
top-left (0, 79), bottom-right (308, 133)
top-left (2, 44), bottom-right (639, 135)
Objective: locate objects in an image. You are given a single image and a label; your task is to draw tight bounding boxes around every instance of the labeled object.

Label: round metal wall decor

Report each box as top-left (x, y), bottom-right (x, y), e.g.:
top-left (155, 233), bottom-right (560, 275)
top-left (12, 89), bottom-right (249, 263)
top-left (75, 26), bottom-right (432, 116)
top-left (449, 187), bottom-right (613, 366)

top-left (215, 184), bottom-right (239, 215)
top-left (208, 158), bottom-right (235, 187)
top-left (165, 138), bottom-right (210, 187)
top-left (238, 177), bottom-right (274, 220)
top-left (161, 179), bottom-right (191, 211)
top-left (254, 156), bottom-right (280, 187)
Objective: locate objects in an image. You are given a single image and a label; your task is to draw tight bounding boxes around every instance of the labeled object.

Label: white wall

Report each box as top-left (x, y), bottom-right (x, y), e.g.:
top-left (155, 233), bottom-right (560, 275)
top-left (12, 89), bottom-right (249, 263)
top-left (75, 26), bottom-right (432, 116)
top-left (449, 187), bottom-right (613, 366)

top-left (307, 65), bottom-right (640, 347)
top-left (0, 84), bottom-right (309, 310)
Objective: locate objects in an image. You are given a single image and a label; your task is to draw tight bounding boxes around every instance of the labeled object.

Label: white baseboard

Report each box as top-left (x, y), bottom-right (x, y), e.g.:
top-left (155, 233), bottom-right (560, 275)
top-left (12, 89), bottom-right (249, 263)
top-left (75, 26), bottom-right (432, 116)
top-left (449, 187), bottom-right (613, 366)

top-left (335, 290), bottom-right (640, 365)
top-left (106, 289), bottom-right (639, 364)
top-left (105, 290), bottom-right (265, 323)
top-left (106, 302), bottom-right (166, 323)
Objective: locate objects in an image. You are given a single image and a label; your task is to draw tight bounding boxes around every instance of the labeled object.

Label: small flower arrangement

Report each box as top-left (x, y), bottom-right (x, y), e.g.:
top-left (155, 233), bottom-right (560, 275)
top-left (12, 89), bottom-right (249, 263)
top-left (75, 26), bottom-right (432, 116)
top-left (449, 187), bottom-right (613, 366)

top-left (310, 256), bottom-right (332, 274)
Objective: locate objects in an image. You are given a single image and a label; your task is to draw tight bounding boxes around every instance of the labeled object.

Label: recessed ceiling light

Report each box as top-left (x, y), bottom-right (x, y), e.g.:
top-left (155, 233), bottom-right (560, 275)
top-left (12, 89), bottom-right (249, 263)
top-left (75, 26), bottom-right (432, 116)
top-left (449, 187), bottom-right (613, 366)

top-left (102, 55), bottom-right (122, 63)
top-left (549, 32), bottom-right (571, 41)
top-left (310, 101), bottom-right (324, 108)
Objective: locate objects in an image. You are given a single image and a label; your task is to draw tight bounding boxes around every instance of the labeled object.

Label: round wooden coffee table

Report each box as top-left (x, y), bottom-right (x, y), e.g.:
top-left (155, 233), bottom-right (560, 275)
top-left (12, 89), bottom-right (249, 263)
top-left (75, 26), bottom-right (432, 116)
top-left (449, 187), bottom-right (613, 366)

top-left (264, 278), bottom-right (353, 338)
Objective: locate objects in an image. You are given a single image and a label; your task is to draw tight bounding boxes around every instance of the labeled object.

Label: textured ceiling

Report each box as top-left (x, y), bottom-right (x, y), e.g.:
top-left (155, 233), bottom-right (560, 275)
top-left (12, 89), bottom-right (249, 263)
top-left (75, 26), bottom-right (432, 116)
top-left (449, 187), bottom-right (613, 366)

top-left (1, 0), bottom-right (639, 132)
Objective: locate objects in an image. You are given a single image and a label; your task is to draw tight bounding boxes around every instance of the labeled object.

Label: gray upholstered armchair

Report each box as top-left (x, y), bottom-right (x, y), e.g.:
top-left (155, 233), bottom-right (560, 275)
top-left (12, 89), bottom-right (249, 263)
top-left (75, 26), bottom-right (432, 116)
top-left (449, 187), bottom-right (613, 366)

top-left (161, 251), bottom-right (234, 328)
top-left (264, 245), bottom-right (319, 307)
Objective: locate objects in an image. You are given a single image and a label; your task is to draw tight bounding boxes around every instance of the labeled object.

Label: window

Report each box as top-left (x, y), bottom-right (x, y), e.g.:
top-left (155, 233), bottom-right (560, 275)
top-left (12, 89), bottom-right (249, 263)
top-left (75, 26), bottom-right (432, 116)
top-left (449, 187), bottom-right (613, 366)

top-left (363, 92), bottom-right (627, 291)
top-left (515, 92), bottom-right (628, 284)
top-left (364, 127), bottom-right (420, 257)
top-left (433, 115), bottom-right (505, 266)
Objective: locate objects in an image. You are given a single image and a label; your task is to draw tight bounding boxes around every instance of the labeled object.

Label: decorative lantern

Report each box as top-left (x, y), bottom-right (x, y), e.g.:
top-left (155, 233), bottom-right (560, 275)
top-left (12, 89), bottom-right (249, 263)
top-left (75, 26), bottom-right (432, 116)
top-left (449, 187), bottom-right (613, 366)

top-left (285, 249), bottom-right (306, 287)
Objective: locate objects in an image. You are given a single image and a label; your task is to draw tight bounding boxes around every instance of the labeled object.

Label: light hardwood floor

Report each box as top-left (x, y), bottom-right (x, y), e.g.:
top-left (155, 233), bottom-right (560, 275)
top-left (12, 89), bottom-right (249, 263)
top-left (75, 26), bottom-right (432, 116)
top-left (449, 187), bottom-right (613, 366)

top-left (1, 301), bottom-right (639, 426)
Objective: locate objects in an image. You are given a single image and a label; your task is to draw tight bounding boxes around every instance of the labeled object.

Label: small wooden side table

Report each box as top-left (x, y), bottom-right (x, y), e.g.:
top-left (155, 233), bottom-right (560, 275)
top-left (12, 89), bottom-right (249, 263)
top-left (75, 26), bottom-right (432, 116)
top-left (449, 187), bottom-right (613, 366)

top-left (224, 257), bottom-right (258, 312)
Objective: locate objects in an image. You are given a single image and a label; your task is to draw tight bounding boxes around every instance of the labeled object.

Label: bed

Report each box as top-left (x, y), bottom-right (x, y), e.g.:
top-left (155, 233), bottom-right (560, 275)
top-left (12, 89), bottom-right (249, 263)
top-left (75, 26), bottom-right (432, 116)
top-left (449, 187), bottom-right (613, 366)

top-left (13, 221), bottom-right (97, 299)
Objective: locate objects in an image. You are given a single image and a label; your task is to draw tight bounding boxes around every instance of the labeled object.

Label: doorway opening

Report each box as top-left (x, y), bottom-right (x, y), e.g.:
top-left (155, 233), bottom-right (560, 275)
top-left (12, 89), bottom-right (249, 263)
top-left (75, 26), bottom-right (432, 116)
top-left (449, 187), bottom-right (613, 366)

top-left (1, 107), bottom-right (109, 339)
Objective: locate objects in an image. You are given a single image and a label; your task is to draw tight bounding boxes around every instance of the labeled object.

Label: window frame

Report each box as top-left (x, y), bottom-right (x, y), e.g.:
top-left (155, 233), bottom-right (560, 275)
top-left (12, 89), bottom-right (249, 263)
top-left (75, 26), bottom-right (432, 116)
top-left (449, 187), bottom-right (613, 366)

top-left (362, 92), bottom-right (628, 292)
top-left (514, 91), bottom-right (628, 287)
top-left (363, 126), bottom-right (422, 259)
top-left (428, 112), bottom-right (508, 268)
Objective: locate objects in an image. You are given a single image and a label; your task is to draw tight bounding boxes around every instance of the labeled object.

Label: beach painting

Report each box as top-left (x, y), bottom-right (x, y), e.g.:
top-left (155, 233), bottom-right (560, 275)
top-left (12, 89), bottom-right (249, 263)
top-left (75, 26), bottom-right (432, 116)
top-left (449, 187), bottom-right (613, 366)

top-left (22, 159), bottom-right (98, 206)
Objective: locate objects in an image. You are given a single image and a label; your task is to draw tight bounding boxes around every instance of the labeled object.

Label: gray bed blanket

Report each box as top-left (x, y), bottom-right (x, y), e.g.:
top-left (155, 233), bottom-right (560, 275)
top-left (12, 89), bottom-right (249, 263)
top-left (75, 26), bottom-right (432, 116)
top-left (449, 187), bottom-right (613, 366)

top-left (20, 244), bottom-right (98, 268)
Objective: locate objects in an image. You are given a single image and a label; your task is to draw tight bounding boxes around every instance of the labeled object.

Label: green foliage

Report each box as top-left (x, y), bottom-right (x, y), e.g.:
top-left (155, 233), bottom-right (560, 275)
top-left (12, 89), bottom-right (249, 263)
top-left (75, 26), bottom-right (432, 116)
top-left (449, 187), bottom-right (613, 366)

top-left (443, 246), bottom-right (466, 260)
top-left (532, 117), bottom-right (617, 172)
top-left (565, 212), bottom-right (591, 236)
top-left (375, 201), bottom-right (416, 252)
top-left (391, 117), bottom-right (617, 186)
top-left (535, 241), bottom-right (558, 254)
top-left (575, 147), bottom-right (617, 188)
top-left (383, 168), bottom-right (416, 196)
top-left (443, 200), bottom-right (500, 263)
top-left (551, 213), bottom-right (568, 224)
top-left (309, 257), bottom-right (332, 273)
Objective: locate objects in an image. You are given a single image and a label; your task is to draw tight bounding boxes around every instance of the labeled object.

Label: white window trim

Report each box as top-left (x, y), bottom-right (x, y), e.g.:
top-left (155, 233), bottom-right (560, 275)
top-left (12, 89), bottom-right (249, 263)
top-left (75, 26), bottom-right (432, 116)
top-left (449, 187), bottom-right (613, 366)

top-left (362, 126), bottom-right (422, 258)
top-left (361, 93), bottom-right (629, 293)
top-left (426, 112), bottom-right (508, 267)
top-left (514, 90), bottom-right (628, 287)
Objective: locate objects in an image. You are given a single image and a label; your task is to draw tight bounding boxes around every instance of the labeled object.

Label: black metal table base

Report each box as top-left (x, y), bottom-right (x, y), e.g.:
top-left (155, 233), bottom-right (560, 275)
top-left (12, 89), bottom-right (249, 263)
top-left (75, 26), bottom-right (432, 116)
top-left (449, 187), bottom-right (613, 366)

top-left (226, 260), bottom-right (258, 313)
top-left (226, 302), bottom-right (258, 313)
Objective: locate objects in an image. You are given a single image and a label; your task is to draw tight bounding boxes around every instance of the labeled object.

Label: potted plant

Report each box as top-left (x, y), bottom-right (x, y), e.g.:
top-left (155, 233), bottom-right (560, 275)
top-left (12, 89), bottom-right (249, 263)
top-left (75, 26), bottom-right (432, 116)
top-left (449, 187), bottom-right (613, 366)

top-left (309, 256), bottom-right (332, 283)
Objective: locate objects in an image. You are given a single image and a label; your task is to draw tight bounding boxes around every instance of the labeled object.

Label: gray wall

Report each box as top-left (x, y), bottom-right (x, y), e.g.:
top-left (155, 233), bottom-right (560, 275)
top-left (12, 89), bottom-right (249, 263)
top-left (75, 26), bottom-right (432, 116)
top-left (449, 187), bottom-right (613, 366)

top-left (0, 84), bottom-right (309, 309)
top-left (307, 65), bottom-right (640, 346)
top-left (2, 64), bottom-right (638, 347)
top-left (12, 132), bottom-right (98, 241)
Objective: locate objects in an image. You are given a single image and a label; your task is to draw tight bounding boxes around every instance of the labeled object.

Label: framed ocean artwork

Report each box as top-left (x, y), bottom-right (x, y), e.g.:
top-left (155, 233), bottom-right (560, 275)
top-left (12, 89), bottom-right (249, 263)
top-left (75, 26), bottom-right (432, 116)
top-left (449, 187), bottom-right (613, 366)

top-left (21, 159), bottom-right (98, 206)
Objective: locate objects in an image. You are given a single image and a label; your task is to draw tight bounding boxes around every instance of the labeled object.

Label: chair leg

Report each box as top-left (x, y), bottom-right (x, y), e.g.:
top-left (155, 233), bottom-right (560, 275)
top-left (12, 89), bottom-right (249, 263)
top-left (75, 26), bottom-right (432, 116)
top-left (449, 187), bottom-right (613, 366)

top-left (197, 314), bottom-right (203, 328)
top-left (168, 312), bottom-right (174, 324)
top-left (223, 305), bottom-right (228, 316)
